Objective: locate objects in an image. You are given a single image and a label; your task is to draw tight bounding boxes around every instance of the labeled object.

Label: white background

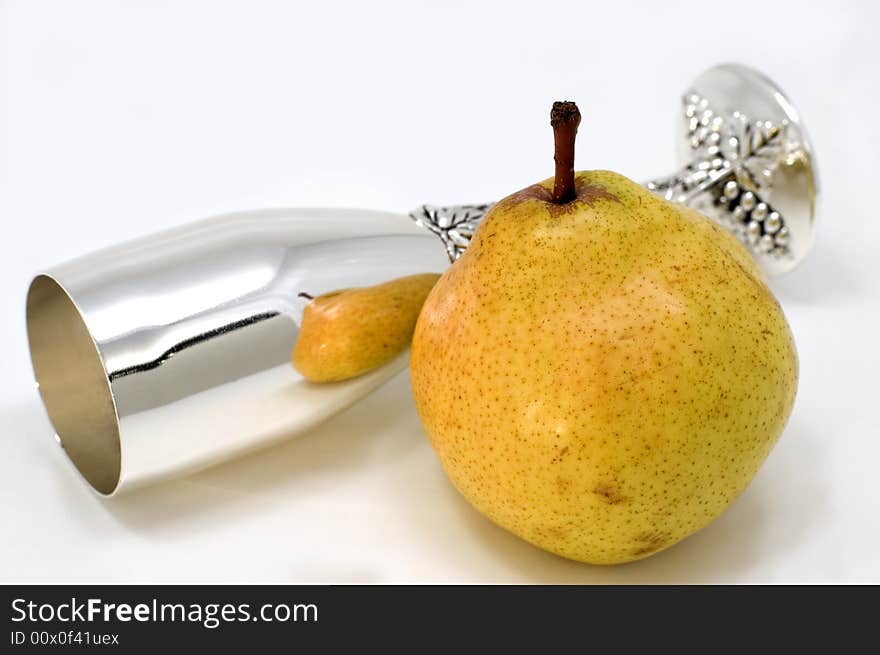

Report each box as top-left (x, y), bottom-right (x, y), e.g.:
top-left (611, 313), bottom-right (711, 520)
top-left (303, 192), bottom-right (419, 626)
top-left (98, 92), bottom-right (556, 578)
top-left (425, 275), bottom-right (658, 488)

top-left (1, 0), bottom-right (878, 583)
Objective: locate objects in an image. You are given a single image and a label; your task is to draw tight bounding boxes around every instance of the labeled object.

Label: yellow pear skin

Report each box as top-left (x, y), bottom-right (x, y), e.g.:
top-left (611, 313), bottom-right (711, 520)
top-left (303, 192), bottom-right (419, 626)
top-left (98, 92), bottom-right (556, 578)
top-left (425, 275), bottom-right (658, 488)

top-left (293, 273), bottom-right (440, 383)
top-left (410, 171), bottom-right (798, 564)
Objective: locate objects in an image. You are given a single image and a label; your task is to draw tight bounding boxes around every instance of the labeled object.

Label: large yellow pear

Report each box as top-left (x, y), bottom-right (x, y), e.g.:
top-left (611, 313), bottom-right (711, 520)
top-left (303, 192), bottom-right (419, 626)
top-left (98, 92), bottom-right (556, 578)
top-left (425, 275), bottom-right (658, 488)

top-left (410, 104), bottom-right (797, 564)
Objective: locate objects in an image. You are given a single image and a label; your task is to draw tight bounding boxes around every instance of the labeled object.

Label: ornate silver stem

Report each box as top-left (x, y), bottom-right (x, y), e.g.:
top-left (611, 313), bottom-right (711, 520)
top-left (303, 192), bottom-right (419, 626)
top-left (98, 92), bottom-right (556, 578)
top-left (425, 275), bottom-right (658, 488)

top-left (410, 63), bottom-right (817, 276)
top-left (644, 89), bottom-right (796, 263)
top-left (408, 203), bottom-right (491, 262)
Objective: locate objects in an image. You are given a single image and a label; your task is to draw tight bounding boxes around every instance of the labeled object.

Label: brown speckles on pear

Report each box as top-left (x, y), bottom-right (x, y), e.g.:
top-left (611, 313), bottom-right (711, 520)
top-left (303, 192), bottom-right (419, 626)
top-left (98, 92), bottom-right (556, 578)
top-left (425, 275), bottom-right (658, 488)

top-left (592, 482), bottom-right (628, 505)
top-left (632, 531), bottom-right (671, 556)
top-left (556, 476), bottom-right (572, 494)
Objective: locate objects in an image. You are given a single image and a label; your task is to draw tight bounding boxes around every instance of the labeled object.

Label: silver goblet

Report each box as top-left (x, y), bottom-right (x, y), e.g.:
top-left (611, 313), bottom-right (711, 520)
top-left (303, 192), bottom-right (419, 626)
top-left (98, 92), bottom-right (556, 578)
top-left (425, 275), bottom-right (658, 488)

top-left (26, 63), bottom-right (817, 494)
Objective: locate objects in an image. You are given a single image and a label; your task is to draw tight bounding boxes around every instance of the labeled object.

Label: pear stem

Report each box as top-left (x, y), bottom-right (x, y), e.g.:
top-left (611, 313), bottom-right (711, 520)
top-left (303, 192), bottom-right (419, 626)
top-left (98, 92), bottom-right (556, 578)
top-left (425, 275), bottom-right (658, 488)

top-left (550, 101), bottom-right (581, 204)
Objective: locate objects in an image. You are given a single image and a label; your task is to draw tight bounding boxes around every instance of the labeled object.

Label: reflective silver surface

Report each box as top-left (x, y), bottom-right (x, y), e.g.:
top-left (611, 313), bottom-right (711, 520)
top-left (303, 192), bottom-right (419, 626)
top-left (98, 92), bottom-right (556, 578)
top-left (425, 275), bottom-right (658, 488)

top-left (27, 208), bottom-right (448, 495)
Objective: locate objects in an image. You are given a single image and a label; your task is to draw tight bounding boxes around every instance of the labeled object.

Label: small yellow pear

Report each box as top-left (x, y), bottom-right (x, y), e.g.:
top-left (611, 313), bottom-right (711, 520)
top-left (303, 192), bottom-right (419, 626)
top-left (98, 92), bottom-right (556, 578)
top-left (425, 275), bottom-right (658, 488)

top-left (293, 273), bottom-right (440, 383)
top-left (410, 102), bottom-right (798, 564)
